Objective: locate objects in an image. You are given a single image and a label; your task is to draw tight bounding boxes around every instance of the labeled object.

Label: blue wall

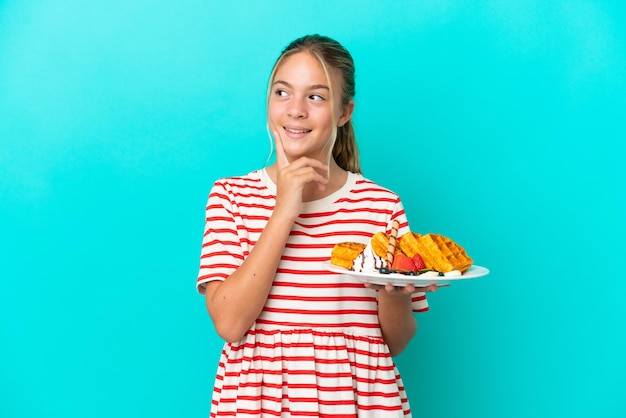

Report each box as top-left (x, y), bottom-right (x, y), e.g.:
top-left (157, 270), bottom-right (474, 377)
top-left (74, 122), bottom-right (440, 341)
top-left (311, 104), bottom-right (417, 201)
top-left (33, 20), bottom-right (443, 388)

top-left (1, 1), bottom-right (624, 417)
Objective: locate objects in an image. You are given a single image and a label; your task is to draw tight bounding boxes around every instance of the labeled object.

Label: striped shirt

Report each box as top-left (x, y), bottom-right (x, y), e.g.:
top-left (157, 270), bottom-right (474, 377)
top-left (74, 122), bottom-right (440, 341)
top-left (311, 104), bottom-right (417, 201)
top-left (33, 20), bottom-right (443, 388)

top-left (198, 169), bottom-right (428, 417)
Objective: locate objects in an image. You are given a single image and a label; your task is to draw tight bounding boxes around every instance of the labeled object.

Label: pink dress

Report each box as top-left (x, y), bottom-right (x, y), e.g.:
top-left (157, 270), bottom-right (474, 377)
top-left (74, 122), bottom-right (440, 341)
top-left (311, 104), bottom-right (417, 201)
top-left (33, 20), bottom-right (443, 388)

top-left (197, 169), bottom-right (428, 417)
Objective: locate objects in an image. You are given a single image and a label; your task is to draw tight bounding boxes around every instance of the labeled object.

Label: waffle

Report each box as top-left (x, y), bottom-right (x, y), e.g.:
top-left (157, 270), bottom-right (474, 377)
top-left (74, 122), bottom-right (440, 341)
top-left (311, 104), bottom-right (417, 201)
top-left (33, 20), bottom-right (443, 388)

top-left (370, 231), bottom-right (402, 259)
top-left (397, 232), bottom-right (421, 257)
top-left (330, 242), bottom-right (367, 270)
top-left (399, 232), bottom-right (473, 273)
top-left (370, 231), bottom-right (389, 259)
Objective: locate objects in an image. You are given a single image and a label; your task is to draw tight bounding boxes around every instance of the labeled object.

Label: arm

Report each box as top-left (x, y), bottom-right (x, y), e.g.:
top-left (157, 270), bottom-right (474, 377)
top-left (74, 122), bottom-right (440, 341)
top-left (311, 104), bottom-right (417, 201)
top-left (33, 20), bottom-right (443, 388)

top-left (205, 212), bottom-right (294, 342)
top-left (377, 289), bottom-right (417, 356)
top-left (368, 283), bottom-right (438, 356)
top-left (205, 130), bottom-right (328, 342)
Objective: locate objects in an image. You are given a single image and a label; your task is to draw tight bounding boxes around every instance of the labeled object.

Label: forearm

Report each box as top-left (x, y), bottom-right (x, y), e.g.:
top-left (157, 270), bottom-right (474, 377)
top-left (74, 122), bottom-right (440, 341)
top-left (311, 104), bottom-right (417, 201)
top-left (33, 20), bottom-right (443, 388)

top-left (377, 292), bottom-right (417, 356)
top-left (206, 213), bottom-right (294, 342)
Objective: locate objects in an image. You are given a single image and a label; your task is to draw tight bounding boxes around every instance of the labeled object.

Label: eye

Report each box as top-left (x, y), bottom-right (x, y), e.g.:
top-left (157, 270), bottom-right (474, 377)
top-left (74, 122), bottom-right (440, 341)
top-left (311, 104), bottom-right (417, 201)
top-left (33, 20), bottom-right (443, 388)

top-left (309, 94), bottom-right (325, 101)
top-left (274, 89), bottom-right (288, 97)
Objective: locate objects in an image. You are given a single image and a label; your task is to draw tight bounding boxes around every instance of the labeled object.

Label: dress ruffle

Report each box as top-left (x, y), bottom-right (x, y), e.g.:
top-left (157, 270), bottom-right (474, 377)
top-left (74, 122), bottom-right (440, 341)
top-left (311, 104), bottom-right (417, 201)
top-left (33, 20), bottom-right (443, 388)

top-left (210, 325), bottom-right (410, 417)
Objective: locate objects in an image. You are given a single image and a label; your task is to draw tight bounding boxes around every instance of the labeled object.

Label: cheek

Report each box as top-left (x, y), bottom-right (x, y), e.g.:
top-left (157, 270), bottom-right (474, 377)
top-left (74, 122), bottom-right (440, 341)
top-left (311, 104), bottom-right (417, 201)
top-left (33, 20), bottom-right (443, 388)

top-left (267, 102), bottom-right (281, 122)
top-left (322, 109), bottom-right (338, 127)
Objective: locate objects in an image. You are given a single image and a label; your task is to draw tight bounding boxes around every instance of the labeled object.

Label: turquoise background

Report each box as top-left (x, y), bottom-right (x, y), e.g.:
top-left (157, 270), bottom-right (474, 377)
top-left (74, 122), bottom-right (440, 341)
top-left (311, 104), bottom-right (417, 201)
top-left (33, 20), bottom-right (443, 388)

top-left (1, 1), bottom-right (625, 417)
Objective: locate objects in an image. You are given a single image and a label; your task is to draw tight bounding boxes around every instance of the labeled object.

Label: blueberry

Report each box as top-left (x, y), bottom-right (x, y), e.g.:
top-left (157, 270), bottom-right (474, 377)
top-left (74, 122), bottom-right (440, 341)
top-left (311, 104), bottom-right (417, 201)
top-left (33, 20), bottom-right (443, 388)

top-left (379, 267), bottom-right (391, 275)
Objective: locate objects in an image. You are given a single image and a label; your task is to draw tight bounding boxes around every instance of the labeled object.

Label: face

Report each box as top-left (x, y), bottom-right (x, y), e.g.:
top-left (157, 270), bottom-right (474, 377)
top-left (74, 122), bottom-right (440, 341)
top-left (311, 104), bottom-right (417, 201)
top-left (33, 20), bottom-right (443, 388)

top-left (268, 51), bottom-right (353, 162)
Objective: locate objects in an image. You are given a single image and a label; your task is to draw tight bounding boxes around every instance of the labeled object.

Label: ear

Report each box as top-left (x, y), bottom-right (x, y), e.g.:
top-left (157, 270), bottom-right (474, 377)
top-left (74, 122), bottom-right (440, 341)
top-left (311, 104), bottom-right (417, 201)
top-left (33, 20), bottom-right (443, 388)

top-left (337, 99), bottom-right (355, 127)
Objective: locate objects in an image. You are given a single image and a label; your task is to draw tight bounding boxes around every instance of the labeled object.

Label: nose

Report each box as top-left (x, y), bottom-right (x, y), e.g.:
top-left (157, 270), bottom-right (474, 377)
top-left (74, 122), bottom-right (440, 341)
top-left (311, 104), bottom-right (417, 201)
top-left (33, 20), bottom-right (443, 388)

top-left (287, 97), bottom-right (307, 119)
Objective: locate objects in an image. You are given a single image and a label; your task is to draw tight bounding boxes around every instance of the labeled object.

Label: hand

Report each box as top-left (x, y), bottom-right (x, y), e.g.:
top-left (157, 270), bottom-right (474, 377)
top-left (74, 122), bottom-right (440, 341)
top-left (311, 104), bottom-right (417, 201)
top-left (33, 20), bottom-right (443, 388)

top-left (272, 128), bottom-right (328, 220)
top-left (363, 282), bottom-right (449, 295)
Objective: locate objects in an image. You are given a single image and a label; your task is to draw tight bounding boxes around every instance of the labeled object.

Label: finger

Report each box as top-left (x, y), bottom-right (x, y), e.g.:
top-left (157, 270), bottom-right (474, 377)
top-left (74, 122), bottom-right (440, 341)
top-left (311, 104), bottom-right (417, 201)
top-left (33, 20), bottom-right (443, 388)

top-left (363, 282), bottom-right (384, 292)
top-left (273, 128), bottom-right (290, 169)
top-left (290, 163), bottom-right (329, 182)
top-left (416, 284), bottom-right (449, 292)
top-left (404, 284), bottom-right (416, 293)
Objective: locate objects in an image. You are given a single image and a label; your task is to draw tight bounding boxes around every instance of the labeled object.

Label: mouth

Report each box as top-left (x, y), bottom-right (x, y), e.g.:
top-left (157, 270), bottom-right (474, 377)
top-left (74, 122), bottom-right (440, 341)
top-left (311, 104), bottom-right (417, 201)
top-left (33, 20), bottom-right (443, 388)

top-left (284, 127), bottom-right (312, 134)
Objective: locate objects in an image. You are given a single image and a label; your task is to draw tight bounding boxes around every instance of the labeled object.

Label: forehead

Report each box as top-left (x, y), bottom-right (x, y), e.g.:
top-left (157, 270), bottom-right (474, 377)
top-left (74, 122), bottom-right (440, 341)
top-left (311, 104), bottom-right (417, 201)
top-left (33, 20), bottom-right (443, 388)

top-left (274, 51), bottom-right (337, 87)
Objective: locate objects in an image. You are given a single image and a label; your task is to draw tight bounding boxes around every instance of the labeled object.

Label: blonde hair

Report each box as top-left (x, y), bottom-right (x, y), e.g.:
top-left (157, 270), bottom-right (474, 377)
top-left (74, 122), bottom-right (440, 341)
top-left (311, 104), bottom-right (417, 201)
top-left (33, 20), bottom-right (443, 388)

top-left (266, 34), bottom-right (361, 174)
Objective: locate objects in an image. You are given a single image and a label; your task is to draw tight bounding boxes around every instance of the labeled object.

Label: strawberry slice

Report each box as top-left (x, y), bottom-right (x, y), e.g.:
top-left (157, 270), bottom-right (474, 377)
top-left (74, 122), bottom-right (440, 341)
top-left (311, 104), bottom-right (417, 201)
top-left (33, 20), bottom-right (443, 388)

top-left (412, 253), bottom-right (426, 270)
top-left (391, 253), bottom-right (415, 272)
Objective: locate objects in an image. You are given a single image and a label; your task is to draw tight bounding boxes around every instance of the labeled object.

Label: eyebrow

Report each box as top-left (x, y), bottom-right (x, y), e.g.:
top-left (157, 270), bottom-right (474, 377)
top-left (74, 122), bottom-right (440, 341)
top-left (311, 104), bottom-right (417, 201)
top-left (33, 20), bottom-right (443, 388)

top-left (273, 80), bottom-right (330, 90)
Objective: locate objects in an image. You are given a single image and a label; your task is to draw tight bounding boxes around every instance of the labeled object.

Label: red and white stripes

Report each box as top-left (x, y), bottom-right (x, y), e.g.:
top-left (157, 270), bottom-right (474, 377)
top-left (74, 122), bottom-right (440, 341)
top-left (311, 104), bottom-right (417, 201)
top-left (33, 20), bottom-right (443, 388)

top-left (197, 169), bottom-right (428, 417)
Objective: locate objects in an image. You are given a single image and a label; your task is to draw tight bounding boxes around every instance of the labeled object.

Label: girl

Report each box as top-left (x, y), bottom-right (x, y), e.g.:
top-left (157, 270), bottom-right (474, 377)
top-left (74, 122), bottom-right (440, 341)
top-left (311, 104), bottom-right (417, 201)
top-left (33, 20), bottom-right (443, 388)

top-left (197, 34), bottom-right (440, 418)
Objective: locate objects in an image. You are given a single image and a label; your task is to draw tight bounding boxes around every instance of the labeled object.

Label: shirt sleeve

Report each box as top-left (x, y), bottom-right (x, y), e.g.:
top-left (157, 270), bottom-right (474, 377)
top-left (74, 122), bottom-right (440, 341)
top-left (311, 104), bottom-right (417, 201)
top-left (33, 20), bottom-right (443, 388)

top-left (196, 180), bottom-right (246, 294)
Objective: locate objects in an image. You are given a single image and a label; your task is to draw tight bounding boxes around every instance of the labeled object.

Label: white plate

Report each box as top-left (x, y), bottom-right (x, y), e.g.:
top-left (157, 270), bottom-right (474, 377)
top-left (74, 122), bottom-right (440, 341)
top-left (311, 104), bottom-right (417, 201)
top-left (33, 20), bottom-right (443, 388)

top-left (321, 262), bottom-right (489, 286)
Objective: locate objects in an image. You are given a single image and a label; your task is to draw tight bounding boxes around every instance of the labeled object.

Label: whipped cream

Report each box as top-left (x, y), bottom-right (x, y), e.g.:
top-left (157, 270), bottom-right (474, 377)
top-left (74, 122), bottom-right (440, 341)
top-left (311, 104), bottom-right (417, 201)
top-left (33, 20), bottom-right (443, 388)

top-left (352, 242), bottom-right (386, 272)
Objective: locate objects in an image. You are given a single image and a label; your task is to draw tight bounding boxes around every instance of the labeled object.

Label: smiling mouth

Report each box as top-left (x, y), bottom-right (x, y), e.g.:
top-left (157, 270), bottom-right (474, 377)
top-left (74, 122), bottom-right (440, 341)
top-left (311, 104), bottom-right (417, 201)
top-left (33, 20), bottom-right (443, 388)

top-left (285, 127), bottom-right (312, 134)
